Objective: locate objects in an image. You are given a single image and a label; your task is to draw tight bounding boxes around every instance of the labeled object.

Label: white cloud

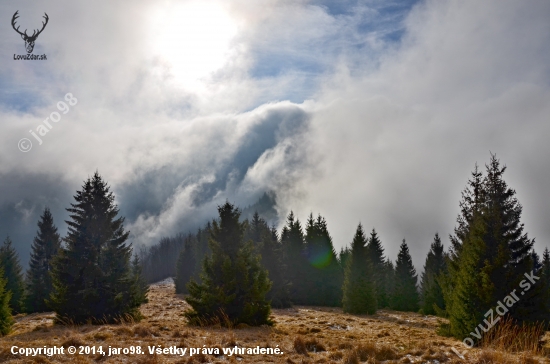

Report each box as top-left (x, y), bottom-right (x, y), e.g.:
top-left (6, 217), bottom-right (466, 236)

top-left (1, 0), bottom-right (549, 270)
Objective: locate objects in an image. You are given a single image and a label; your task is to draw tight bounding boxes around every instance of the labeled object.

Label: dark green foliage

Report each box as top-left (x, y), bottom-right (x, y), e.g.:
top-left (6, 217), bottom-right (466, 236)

top-left (420, 233), bottom-right (446, 315)
top-left (49, 172), bottom-right (146, 324)
top-left (247, 212), bottom-right (291, 308)
top-left (175, 236), bottom-right (197, 294)
top-left (0, 268), bottom-right (13, 336)
top-left (342, 224), bottom-right (377, 314)
top-left (185, 203), bottom-right (272, 326)
top-left (446, 212), bottom-right (492, 338)
top-left (131, 254), bottom-right (149, 306)
top-left (303, 214), bottom-right (343, 307)
top-left (366, 229), bottom-right (389, 308)
top-left (439, 164), bottom-right (485, 321)
top-left (281, 212), bottom-right (308, 305)
top-left (0, 237), bottom-right (25, 313)
top-left (391, 239), bottom-right (419, 312)
top-left (443, 155), bottom-right (539, 340)
top-left (25, 207), bottom-right (61, 313)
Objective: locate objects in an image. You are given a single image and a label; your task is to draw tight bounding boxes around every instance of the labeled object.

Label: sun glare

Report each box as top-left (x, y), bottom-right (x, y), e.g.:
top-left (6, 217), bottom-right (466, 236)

top-left (148, 1), bottom-right (238, 90)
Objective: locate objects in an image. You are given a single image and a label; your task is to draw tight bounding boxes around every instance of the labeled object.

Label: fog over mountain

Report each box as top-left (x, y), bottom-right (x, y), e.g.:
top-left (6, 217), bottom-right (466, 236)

top-left (1, 0), bottom-right (549, 269)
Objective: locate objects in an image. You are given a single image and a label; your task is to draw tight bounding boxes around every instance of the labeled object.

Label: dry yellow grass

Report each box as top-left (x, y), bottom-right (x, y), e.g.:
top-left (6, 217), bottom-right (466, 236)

top-left (0, 278), bottom-right (548, 363)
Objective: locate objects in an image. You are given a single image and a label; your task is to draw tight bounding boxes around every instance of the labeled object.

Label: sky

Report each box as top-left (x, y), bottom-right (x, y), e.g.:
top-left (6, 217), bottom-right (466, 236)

top-left (1, 0), bottom-right (549, 271)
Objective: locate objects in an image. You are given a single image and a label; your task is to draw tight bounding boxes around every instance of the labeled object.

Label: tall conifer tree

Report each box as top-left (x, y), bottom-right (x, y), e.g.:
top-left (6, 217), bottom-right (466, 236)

top-left (281, 212), bottom-right (307, 305)
top-left (185, 202), bottom-right (272, 326)
top-left (366, 229), bottom-right (388, 308)
top-left (25, 207), bottom-right (61, 313)
top-left (342, 224), bottom-right (377, 314)
top-left (304, 214), bottom-right (343, 306)
top-left (420, 233), bottom-right (446, 315)
top-left (445, 155), bottom-right (539, 339)
top-left (131, 254), bottom-right (149, 306)
top-left (49, 172), bottom-right (145, 323)
top-left (392, 240), bottom-right (419, 312)
top-left (248, 213), bottom-right (291, 308)
top-left (439, 164), bottom-right (485, 322)
top-left (0, 237), bottom-right (25, 313)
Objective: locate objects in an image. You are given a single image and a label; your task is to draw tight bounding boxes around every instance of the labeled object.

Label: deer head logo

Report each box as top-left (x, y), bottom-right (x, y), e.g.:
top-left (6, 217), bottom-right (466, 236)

top-left (12, 11), bottom-right (49, 54)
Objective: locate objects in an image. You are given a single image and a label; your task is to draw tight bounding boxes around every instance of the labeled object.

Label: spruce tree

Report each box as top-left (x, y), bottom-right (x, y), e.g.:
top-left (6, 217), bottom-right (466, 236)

top-left (439, 164), bottom-right (485, 321)
top-left (0, 237), bottom-right (25, 313)
top-left (281, 212), bottom-right (307, 305)
top-left (175, 236), bottom-right (197, 294)
top-left (366, 229), bottom-right (389, 308)
top-left (342, 224), bottom-right (377, 314)
top-left (185, 202), bottom-right (272, 326)
top-left (0, 268), bottom-right (13, 336)
top-left (391, 239), bottom-right (419, 312)
top-left (25, 207), bottom-right (61, 313)
top-left (49, 172), bottom-right (145, 324)
top-left (131, 254), bottom-right (149, 306)
top-left (420, 233), bottom-right (446, 315)
top-left (247, 213), bottom-right (291, 308)
top-left (445, 155), bottom-right (539, 339)
top-left (304, 214), bottom-right (343, 306)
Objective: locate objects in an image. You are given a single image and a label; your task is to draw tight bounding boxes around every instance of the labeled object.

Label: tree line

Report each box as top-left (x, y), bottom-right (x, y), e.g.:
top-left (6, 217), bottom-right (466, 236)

top-left (160, 154), bottom-right (550, 339)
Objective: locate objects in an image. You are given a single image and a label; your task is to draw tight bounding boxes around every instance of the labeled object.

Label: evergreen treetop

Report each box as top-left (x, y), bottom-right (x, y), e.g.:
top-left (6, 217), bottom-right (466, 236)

top-left (420, 233), bottom-right (446, 315)
top-left (366, 229), bottom-right (385, 268)
top-left (281, 211), bottom-right (307, 304)
top-left (303, 214), bottom-right (342, 306)
top-left (367, 229), bottom-right (390, 308)
top-left (392, 239), bottom-right (419, 312)
top-left (342, 224), bottom-right (377, 314)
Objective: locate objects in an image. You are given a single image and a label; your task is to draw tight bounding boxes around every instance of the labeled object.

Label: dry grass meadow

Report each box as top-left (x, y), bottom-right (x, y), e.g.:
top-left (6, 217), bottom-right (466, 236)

top-left (1, 278), bottom-right (549, 363)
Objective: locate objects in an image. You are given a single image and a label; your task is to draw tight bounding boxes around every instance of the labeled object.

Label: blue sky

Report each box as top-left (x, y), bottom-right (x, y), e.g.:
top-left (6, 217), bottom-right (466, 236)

top-left (1, 0), bottom-right (549, 271)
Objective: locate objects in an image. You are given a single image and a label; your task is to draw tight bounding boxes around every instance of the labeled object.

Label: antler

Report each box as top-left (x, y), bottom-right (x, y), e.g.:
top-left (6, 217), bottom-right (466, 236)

top-left (33, 13), bottom-right (49, 38)
top-left (11, 11), bottom-right (27, 37)
top-left (11, 11), bottom-right (49, 39)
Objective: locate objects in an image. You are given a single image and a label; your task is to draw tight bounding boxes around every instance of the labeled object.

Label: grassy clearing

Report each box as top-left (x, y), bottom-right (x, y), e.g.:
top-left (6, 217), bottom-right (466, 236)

top-left (0, 279), bottom-right (548, 363)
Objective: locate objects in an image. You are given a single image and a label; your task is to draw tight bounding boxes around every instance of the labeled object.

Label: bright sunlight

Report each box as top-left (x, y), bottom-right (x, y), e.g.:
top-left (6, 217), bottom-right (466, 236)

top-left (148, 0), bottom-right (238, 90)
